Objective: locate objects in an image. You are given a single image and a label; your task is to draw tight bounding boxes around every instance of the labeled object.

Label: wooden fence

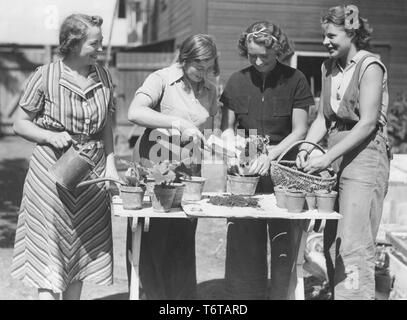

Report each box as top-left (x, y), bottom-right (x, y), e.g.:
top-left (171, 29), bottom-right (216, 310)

top-left (0, 48), bottom-right (46, 134)
top-left (0, 48), bottom-right (175, 137)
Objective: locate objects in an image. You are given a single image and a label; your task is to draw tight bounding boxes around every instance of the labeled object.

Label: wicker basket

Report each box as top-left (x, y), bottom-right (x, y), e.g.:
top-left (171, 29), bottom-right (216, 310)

top-left (269, 140), bottom-right (337, 193)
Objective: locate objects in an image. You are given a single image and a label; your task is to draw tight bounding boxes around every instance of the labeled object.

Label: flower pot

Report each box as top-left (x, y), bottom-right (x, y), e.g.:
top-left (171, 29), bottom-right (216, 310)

top-left (151, 185), bottom-right (176, 213)
top-left (305, 192), bottom-right (317, 210)
top-left (181, 176), bottom-right (206, 201)
top-left (172, 183), bottom-right (185, 208)
top-left (285, 189), bottom-right (306, 213)
top-left (274, 185), bottom-right (286, 209)
top-left (120, 185), bottom-right (146, 210)
top-left (316, 190), bottom-right (338, 213)
top-left (227, 175), bottom-right (260, 196)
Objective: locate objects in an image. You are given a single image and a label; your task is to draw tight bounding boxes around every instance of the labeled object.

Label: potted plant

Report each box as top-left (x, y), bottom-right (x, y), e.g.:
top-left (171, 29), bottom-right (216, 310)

top-left (149, 160), bottom-right (178, 212)
top-left (175, 161), bottom-right (206, 202)
top-left (120, 161), bottom-right (148, 210)
top-left (315, 189), bottom-right (338, 213)
top-left (285, 186), bottom-right (306, 213)
top-left (305, 192), bottom-right (317, 210)
top-left (226, 135), bottom-right (267, 195)
top-left (274, 185), bottom-right (286, 209)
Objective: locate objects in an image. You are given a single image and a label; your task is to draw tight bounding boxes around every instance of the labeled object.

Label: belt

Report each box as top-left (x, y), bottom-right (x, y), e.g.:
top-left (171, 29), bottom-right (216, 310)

top-left (330, 121), bottom-right (383, 133)
top-left (70, 132), bottom-right (103, 145)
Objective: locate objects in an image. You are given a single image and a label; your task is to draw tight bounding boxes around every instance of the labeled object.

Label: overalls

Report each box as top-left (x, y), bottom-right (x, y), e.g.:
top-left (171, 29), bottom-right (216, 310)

top-left (321, 54), bottom-right (390, 300)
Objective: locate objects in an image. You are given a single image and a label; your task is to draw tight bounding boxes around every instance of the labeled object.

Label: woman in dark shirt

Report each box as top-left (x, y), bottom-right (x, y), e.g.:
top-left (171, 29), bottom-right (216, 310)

top-left (220, 21), bottom-right (314, 299)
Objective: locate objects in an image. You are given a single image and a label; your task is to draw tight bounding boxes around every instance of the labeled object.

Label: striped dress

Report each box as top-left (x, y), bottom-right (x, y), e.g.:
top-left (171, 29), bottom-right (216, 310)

top-left (11, 60), bottom-right (115, 292)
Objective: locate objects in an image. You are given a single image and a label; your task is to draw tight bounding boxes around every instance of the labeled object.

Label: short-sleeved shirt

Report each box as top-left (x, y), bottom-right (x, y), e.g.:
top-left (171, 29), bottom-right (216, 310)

top-left (134, 63), bottom-right (219, 161)
top-left (220, 62), bottom-right (314, 144)
top-left (19, 60), bottom-right (115, 135)
top-left (135, 63), bottom-right (218, 132)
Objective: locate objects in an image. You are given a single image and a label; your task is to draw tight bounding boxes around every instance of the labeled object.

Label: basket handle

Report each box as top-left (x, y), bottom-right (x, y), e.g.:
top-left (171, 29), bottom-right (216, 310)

top-left (276, 140), bottom-right (326, 164)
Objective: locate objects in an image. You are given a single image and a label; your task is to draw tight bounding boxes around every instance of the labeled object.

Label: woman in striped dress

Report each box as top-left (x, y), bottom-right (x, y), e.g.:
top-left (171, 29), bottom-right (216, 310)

top-left (11, 14), bottom-right (120, 300)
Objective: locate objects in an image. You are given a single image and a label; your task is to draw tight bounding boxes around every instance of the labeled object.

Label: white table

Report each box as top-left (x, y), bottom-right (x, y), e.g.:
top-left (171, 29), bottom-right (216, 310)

top-left (111, 193), bottom-right (342, 300)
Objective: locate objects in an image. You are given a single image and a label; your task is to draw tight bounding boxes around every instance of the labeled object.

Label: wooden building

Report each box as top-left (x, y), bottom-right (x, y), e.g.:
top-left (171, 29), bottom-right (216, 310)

top-left (139, 0), bottom-right (407, 104)
top-left (0, 0), bottom-right (145, 134)
top-left (2, 0), bottom-right (406, 139)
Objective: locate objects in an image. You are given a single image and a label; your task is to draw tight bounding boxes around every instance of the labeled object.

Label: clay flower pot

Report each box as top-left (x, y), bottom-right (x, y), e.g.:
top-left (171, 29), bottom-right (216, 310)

top-left (316, 190), bottom-right (338, 213)
top-left (120, 185), bottom-right (146, 210)
top-left (227, 175), bottom-right (260, 196)
top-left (274, 185), bottom-right (286, 209)
top-left (151, 185), bottom-right (176, 212)
top-left (285, 189), bottom-right (306, 213)
top-left (181, 176), bottom-right (206, 201)
top-left (305, 192), bottom-right (317, 210)
top-left (172, 182), bottom-right (185, 208)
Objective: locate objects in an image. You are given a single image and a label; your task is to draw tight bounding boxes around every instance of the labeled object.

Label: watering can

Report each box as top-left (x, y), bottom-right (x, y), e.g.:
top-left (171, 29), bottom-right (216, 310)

top-left (48, 143), bottom-right (125, 191)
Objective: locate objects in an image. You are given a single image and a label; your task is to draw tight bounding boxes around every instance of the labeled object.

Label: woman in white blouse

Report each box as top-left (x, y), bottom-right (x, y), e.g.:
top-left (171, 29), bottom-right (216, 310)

top-left (127, 34), bottom-right (219, 299)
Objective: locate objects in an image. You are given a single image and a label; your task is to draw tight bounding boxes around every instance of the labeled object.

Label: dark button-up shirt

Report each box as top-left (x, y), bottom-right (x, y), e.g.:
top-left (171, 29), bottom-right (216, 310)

top-left (220, 62), bottom-right (314, 144)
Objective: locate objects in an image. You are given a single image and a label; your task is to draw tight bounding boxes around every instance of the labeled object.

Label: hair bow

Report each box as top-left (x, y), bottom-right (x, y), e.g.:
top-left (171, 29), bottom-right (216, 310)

top-left (345, 5), bottom-right (360, 30)
top-left (246, 27), bottom-right (278, 46)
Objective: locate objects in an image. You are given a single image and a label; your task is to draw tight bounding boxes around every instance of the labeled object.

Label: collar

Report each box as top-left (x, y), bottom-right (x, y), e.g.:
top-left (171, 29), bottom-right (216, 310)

top-left (250, 61), bottom-right (281, 80)
top-left (59, 60), bottom-right (102, 98)
top-left (249, 61), bottom-right (283, 86)
top-left (335, 50), bottom-right (370, 72)
top-left (167, 63), bottom-right (211, 89)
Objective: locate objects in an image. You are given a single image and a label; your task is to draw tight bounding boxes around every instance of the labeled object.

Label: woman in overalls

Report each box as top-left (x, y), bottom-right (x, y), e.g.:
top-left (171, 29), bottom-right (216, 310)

top-left (296, 5), bottom-right (390, 300)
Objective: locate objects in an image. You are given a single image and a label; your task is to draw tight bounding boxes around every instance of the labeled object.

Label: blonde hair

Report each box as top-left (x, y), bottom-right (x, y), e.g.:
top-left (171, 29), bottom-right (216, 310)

top-left (58, 14), bottom-right (103, 58)
top-left (177, 34), bottom-right (220, 76)
top-left (321, 5), bottom-right (373, 50)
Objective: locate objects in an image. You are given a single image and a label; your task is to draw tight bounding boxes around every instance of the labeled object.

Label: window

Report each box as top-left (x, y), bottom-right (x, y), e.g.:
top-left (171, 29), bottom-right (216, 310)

top-left (118, 0), bottom-right (126, 19)
top-left (127, 1), bottom-right (144, 44)
top-left (290, 51), bottom-right (329, 128)
top-left (290, 51), bottom-right (330, 98)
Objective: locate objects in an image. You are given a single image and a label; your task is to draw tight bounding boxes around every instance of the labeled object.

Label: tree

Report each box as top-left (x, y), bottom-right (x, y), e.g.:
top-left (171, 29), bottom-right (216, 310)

top-left (387, 92), bottom-right (407, 154)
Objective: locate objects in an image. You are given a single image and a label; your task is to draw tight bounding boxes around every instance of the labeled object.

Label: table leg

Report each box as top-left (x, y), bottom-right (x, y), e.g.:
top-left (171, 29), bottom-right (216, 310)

top-left (294, 227), bottom-right (309, 300)
top-left (288, 220), bottom-right (310, 300)
top-left (129, 217), bottom-right (143, 300)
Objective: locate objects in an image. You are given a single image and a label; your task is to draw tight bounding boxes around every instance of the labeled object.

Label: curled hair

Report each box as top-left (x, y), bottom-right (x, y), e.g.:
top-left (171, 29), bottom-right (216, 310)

top-left (177, 34), bottom-right (220, 76)
top-left (321, 5), bottom-right (373, 50)
top-left (58, 14), bottom-right (103, 58)
top-left (238, 21), bottom-right (295, 61)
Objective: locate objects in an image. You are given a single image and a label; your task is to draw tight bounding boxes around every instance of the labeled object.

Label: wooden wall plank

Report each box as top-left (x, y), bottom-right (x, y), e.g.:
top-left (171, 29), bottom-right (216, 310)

top-left (114, 52), bottom-right (175, 125)
top-left (206, 0), bottom-right (407, 104)
top-left (156, 0), bottom-right (192, 45)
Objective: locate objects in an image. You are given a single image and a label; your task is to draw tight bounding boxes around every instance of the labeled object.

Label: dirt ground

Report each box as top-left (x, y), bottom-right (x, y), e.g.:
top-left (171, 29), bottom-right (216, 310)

top-left (0, 135), bottom-right (326, 300)
top-left (0, 135), bottom-right (231, 300)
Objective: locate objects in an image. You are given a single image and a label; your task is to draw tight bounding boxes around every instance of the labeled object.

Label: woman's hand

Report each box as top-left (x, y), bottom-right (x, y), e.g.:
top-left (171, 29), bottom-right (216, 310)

top-left (178, 119), bottom-right (207, 146)
top-left (46, 131), bottom-right (74, 149)
top-left (303, 154), bottom-right (332, 175)
top-left (296, 149), bottom-right (309, 169)
top-left (248, 154), bottom-right (271, 176)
